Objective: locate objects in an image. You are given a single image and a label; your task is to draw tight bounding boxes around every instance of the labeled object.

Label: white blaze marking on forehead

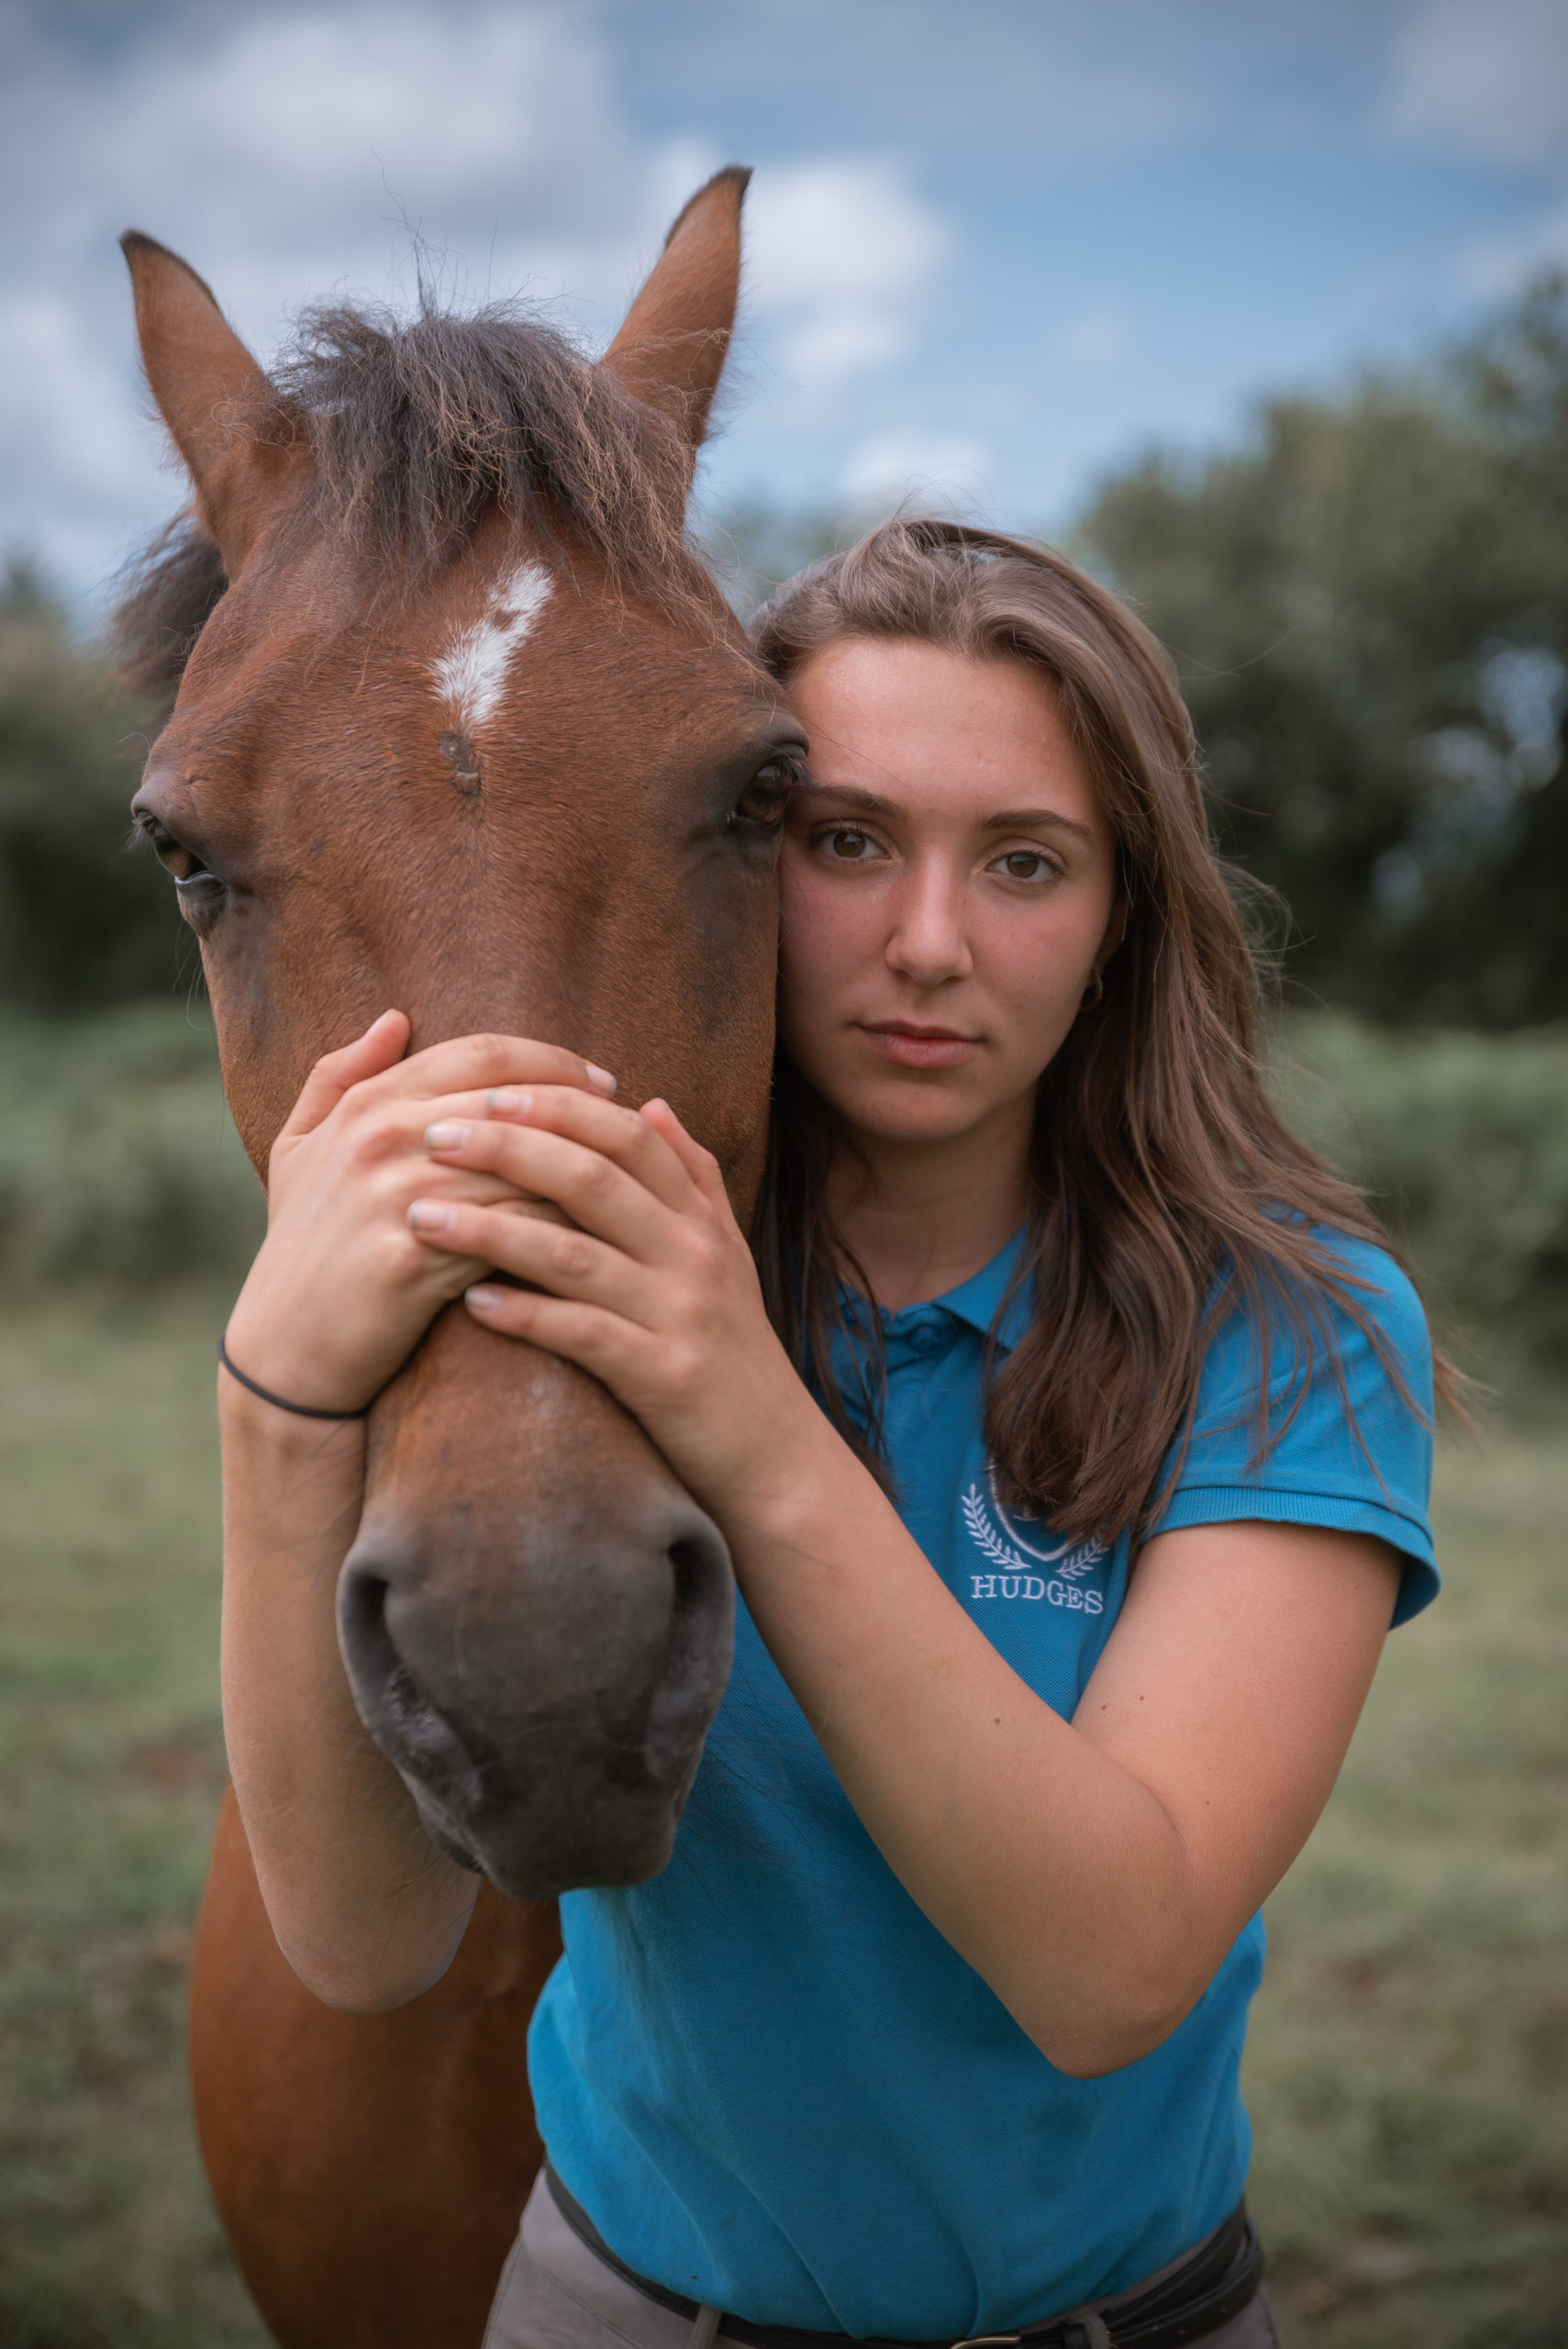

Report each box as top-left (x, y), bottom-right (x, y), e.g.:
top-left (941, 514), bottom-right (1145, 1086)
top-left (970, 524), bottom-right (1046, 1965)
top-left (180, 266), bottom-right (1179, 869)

top-left (428, 560), bottom-right (553, 731)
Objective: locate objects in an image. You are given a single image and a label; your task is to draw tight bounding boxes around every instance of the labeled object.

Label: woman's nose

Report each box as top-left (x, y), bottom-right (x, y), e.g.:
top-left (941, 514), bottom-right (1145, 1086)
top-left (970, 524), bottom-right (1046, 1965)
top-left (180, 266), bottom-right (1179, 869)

top-left (884, 867), bottom-right (973, 986)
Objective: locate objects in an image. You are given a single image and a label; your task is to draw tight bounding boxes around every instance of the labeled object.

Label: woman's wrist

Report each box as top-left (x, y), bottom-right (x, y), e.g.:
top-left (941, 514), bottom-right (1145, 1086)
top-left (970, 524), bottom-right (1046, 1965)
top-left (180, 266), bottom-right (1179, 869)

top-left (218, 1330), bottom-right (372, 1423)
top-left (217, 1369), bottom-right (370, 1466)
top-left (723, 1401), bottom-right (883, 1565)
top-left (222, 1267), bottom-right (387, 1418)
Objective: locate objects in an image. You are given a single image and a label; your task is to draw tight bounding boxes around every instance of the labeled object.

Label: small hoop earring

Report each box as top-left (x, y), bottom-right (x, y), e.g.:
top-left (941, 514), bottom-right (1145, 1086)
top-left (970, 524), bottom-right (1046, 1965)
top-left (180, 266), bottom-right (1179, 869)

top-left (1083, 971), bottom-right (1105, 1008)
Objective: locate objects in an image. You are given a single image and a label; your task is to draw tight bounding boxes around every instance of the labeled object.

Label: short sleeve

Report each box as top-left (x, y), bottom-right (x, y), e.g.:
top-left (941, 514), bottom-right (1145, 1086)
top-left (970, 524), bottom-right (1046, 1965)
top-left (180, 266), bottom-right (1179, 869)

top-left (1150, 1233), bottom-right (1440, 1627)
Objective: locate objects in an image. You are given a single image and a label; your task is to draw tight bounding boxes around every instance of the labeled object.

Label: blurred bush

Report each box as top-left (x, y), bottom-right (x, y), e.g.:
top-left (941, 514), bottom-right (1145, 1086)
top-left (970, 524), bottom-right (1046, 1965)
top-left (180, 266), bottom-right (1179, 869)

top-left (7, 277), bottom-right (1567, 1038)
top-left (3, 1001), bottom-right (1565, 1390)
top-left (1277, 1014), bottom-right (1568, 1373)
top-left (0, 1006), bottom-right (263, 1288)
top-left (702, 502), bottom-right (866, 618)
top-left (1074, 274), bottom-right (1568, 1030)
top-left (0, 560), bottom-right (183, 1008)
top-left (4, 276), bottom-right (1563, 1367)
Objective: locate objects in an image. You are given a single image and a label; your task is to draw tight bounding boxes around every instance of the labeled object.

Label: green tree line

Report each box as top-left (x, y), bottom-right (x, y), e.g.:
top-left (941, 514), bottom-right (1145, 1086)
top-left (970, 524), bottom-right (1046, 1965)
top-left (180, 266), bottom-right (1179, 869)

top-left (3, 275), bottom-right (1564, 1028)
top-left (0, 563), bottom-right (179, 1009)
top-left (1073, 274), bottom-right (1568, 1029)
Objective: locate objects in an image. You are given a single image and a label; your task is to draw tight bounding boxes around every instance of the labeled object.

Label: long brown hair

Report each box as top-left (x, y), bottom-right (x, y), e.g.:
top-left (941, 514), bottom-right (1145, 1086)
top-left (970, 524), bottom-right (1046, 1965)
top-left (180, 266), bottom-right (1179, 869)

top-left (751, 518), bottom-right (1458, 1543)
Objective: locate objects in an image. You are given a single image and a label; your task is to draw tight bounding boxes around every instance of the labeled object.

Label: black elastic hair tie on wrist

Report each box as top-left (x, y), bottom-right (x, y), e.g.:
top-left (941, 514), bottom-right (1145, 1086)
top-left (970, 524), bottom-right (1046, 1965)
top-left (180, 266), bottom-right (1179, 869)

top-left (217, 1331), bottom-right (370, 1420)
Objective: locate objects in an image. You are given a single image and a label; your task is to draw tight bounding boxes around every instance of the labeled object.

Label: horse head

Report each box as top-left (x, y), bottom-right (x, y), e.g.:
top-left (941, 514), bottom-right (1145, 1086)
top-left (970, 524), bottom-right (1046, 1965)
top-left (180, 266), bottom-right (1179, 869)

top-left (121, 173), bottom-right (798, 1899)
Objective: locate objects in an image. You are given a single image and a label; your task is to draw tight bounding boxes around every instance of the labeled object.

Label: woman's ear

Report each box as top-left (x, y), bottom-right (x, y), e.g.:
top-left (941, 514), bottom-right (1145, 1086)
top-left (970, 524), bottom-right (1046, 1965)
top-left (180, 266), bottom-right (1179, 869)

top-left (1093, 896), bottom-right (1129, 980)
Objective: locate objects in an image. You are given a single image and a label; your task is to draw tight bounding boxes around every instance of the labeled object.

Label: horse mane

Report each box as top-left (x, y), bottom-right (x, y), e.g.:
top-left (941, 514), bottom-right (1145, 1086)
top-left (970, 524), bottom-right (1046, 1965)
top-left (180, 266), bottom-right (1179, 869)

top-left (113, 517), bottom-right (229, 713)
top-left (111, 298), bottom-right (706, 718)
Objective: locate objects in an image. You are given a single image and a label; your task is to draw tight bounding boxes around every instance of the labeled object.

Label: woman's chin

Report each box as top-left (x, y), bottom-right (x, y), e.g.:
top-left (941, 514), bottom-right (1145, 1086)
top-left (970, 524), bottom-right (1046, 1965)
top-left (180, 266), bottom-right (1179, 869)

top-left (841, 1080), bottom-right (1008, 1152)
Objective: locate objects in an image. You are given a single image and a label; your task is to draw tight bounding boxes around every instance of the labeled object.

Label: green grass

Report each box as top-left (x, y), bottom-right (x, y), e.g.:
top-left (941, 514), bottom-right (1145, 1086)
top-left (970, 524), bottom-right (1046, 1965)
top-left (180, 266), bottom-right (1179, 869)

top-left (0, 1286), bottom-right (264, 2349)
top-left (1247, 1422), bottom-right (1568, 2343)
top-left (0, 1290), bottom-right (1563, 2345)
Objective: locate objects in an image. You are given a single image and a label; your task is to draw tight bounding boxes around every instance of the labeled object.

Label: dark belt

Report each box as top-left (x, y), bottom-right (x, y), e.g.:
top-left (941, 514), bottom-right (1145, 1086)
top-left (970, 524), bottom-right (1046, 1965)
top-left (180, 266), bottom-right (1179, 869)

top-left (544, 2168), bottom-right (1264, 2349)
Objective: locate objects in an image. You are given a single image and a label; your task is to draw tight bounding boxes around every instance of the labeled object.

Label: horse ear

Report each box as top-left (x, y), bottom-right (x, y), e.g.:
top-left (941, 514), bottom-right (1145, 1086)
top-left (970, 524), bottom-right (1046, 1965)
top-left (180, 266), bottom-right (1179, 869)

top-left (120, 230), bottom-right (299, 576)
top-left (601, 166), bottom-right (751, 478)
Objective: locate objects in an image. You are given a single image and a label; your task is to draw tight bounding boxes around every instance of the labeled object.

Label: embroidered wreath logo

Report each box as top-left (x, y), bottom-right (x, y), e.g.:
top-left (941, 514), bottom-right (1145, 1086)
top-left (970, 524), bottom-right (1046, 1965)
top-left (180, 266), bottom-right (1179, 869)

top-left (962, 1476), bottom-right (1106, 1583)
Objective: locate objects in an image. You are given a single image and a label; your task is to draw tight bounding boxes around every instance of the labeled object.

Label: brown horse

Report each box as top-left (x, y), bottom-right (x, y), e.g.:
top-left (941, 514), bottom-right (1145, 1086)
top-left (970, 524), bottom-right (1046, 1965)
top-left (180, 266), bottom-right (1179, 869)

top-left (116, 170), bottom-right (798, 2346)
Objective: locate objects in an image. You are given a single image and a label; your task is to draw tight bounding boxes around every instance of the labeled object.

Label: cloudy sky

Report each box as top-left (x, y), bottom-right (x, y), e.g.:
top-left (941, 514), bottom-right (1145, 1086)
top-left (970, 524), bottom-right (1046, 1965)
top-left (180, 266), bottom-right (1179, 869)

top-left (4, 0), bottom-right (1566, 608)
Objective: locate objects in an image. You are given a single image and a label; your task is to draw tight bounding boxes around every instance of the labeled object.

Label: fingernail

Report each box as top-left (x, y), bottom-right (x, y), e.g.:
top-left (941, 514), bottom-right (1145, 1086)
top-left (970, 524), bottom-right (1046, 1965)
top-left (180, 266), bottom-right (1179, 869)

top-left (487, 1088), bottom-right (532, 1119)
top-left (585, 1063), bottom-right (617, 1096)
top-left (466, 1284), bottom-right (504, 1310)
top-left (425, 1119), bottom-right (471, 1150)
top-left (408, 1200), bottom-right (456, 1232)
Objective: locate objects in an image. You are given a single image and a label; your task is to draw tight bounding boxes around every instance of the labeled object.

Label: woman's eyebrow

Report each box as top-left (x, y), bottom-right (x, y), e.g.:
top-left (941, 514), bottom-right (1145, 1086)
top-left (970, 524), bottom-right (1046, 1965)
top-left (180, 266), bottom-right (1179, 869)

top-left (984, 807), bottom-right (1095, 843)
top-left (796, 780), bottom-right (1095, 846)
top-left (795, 778), bottom-right (904, 818)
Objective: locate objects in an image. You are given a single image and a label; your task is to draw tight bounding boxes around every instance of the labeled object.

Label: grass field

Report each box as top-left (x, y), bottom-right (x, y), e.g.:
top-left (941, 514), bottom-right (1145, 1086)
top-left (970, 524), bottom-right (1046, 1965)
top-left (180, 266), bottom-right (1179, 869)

top-left (0, 1288), bottom-right (1563, 2347)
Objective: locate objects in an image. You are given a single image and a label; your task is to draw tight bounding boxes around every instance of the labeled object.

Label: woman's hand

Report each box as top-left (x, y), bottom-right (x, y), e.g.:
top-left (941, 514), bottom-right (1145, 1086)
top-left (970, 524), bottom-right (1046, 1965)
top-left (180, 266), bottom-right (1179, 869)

top-left (408, 1088), bottom-right (828, 1523)
top-left (223, 1013), bottom-right (619, 1418)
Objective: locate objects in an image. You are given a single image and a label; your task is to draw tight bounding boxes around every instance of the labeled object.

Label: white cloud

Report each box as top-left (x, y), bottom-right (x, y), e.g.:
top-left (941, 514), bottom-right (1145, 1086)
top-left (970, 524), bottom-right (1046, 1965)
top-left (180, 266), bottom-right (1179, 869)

top-left (745, 159), bottom-right (950, 388)
top-left (0, 1), bottom-right (679, 589)
top-left (6, 4), bottom-right (669, 339)
top-left (839, 431), bottom-right (991, 514)
top-left (1384, 0), bottom-right (1568, 169)
top-left (746, 159), bottom-right (947, 310)
top-left (1382, 0), bottom-right (1568, 297)
top-left (0, 4), bottom-right (957, 601)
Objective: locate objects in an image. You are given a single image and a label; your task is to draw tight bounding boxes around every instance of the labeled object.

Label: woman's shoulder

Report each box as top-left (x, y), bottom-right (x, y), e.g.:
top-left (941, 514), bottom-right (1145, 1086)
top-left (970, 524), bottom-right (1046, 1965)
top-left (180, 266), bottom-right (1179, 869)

top-left (1195, 1221), bottom-right (1433, 1421)
top-left (1299, 1225), bottom-right (1429, 1347)
top-left (1162, 1220), bottom-right (1440, 1623)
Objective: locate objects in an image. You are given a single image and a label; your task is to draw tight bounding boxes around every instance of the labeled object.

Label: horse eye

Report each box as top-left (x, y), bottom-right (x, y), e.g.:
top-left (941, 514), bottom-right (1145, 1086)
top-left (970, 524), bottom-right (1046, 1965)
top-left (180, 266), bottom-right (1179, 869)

top-left (730, 761), bottom-right (793, 830)
top-left (136, 812), bottom-right (228, 927)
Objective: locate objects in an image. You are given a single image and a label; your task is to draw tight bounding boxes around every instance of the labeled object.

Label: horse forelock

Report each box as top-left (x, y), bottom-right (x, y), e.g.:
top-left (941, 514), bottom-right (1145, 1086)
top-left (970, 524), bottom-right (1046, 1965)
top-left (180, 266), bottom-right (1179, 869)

top-left (109, 295), bottom-right (718, 721)
top-left (272, 299), bottom-right (700, 591)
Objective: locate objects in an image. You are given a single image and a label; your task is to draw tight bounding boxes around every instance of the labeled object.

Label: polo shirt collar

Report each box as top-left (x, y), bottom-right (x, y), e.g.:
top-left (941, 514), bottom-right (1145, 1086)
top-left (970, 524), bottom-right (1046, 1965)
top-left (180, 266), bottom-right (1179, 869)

top-left (924, 1226), bottom-right (1033, 1353)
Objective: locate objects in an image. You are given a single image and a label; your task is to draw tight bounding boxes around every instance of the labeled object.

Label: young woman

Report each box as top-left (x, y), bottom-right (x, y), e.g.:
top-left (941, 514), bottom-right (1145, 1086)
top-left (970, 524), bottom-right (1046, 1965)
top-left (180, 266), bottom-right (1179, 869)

top-left (220, 522), bottom-right (1441, 2349)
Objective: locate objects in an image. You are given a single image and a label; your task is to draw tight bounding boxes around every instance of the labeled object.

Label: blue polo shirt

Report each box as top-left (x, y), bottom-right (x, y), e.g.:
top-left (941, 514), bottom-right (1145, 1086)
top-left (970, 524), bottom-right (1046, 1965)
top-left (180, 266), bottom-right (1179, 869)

top-left (528, 1230), bottom-right (1437, 2337)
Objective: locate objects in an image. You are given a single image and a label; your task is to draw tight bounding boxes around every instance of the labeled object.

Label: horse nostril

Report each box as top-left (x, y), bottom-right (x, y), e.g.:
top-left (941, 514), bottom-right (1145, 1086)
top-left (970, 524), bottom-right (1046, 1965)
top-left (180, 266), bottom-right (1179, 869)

top-left (338, 1563), bottom-right (390, 1685)
top-left (336, 1555), bottom-right (493, 1828)
top-left (340, 1571), bottom-right (422, 1754)
top-left (645, 1520), bottom-right (734, 1778)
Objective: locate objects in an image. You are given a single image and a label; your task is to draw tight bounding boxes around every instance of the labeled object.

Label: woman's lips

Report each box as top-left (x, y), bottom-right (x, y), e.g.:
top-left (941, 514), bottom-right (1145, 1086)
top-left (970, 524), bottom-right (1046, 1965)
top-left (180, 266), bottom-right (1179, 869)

top-left (856, 1022), bottom-right (981, 1069)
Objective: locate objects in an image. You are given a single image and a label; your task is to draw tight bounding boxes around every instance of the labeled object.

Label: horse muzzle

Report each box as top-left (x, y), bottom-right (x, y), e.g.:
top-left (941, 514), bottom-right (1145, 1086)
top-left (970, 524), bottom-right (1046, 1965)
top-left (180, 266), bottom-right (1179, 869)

top-left (337, 1494), bottom-right (734, 1898)
top-left (334, 1311), bottom-right (736, 1900)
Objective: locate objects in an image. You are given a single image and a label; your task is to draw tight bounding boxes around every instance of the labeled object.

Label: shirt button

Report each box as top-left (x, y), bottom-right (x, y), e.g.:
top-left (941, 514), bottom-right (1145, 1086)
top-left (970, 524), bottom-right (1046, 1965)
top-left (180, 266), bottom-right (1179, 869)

top-left (908, 1322), bottom-right (944, 1357)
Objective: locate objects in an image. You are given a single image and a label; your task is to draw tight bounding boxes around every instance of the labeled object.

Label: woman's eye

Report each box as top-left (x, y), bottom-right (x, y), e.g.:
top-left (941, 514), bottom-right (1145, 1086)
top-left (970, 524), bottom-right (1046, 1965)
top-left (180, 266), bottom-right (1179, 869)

top-left (995, 851), bottom-right (1056, 883)
top-left (731, 761), bottom-right (795, 830)
top-left (823, 828), bottom-right (875, 862)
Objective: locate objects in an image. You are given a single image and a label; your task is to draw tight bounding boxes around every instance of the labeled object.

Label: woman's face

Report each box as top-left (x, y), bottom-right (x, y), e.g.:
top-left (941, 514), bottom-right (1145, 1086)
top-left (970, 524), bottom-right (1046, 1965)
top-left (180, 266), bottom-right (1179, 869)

top-left (778, 636), bottom-right (1121, 1153)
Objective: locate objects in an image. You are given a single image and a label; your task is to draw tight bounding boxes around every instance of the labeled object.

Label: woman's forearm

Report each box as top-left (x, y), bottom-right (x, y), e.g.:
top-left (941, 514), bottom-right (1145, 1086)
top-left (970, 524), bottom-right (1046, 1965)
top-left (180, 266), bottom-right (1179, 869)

top-left (730, 1434), bottom-right (1391, 2078)
top-left (218, 1384), bottom-right (478, 2009)
top-left (392, 1086), bottom-right (1396, 2069)
top-left (731, 1453), bottom-right (1195, 2074)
